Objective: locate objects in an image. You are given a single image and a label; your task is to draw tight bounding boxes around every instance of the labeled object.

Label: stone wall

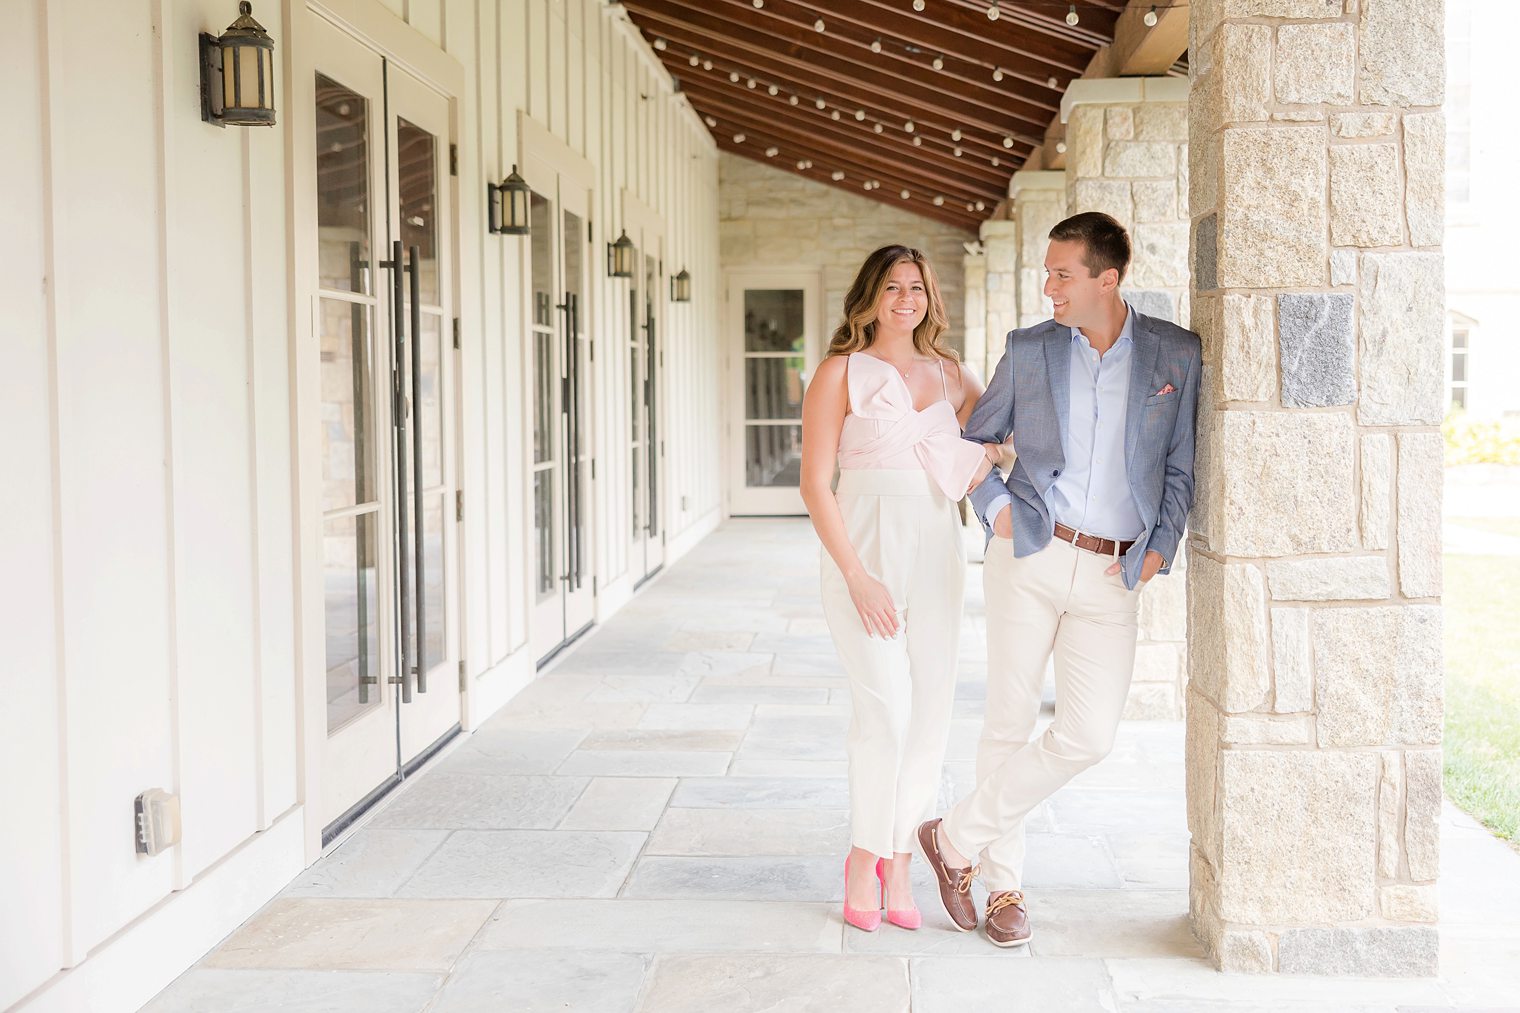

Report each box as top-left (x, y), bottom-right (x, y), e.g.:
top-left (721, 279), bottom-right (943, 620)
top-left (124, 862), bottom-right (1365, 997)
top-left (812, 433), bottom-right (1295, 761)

top-left (718, 154), bottom-right (975, 353)
top-left (1186, 0), bottom-right (1445, 976)
top-left (1062, 79), bottom-right (1192, 327)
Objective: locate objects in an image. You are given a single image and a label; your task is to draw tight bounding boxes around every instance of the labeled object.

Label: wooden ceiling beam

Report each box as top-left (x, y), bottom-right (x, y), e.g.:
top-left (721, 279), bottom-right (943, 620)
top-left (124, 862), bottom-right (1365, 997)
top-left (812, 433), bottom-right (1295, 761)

top-left (719, 142), bottom-right (981, 230)
top-left (671, 73), bottom-right (1008, 191)
top-left (938, 0), bottom-right (1121, 50)
top-left (626, 1), bottom-right (1050, 139)
top-left (1094, 0), bottom-right (1190, 77)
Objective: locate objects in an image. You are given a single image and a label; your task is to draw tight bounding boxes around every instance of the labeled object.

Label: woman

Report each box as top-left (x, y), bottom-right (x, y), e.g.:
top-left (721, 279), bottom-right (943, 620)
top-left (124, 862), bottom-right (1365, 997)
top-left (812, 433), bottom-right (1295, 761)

top-left (800, 245), bottom-right (995, 931)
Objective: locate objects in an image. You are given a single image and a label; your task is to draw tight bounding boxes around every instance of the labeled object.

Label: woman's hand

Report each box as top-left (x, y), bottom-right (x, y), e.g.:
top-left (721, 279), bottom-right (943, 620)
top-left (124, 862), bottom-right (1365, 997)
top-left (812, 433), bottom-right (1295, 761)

top-left (968, 453), bottom-right (994, 492)
top-left (846, 571), bottom-right (899, 638)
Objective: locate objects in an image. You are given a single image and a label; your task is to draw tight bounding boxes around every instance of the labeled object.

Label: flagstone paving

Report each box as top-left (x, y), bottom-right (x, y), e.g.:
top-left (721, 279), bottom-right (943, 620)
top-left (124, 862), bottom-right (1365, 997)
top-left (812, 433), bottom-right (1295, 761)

top-left (144, 519), bottom-right (1520, 1012)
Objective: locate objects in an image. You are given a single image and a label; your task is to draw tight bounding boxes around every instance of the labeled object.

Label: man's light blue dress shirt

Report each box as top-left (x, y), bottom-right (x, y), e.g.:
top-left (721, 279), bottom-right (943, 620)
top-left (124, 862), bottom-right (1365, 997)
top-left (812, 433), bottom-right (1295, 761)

top-left (986, 305), bottom-right (1144, 541)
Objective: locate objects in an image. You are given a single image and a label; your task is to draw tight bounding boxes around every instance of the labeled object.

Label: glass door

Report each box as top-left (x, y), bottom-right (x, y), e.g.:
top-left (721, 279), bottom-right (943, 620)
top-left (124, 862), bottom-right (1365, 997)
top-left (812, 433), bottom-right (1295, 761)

top-left (727, 273), bottom-right (821, 515)
top-left (528, 172), bottom-right (596, 664)
top-left (630, 240), bottom-right (664, 585)
top-left (309, 14), bottom-right (460, 834)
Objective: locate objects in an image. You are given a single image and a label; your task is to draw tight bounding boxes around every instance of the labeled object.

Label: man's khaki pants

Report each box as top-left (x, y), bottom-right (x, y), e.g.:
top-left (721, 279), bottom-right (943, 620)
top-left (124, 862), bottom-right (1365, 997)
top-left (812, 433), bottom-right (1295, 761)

top-left (941, 534), bottom-right (1141, 889)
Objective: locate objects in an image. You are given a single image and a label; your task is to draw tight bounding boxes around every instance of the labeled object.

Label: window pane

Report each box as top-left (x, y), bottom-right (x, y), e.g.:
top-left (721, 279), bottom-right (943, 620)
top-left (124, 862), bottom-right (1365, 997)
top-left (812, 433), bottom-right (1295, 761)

top-left (418, 313), bottom-right (444, 488)
top-left (325, 512), bottom-right (380, 732)
top-left (1451, 353), bottom-right (1467, 383)
top-left (534, 471), bottom-right (555, 598)
top-left (746, 424), bottom-right (803, 488)
top-left (319, 297), bottom-right (375, 510)
top-left (564, 209), bottom-right (583, 308)
top-left (746, 356), bottom-right (806, 420)
top-left (315, 74), bottom-right (370, 294)
top-left (1452, 388), bottom-right (1468, 410)
top-left (534, 330), bottom-right (555, 465)
top-left (744, 290), bottom-right (805, 352)
top-left (530, 191), bottom-right (554, 326)
top-left (397, 117), bottom-right (439, 304)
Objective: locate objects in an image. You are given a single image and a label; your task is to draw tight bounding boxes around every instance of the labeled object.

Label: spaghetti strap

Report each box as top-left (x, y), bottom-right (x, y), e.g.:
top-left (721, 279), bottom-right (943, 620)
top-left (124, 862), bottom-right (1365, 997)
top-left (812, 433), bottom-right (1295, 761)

top-left (936, 358), bottom-right (949, 400)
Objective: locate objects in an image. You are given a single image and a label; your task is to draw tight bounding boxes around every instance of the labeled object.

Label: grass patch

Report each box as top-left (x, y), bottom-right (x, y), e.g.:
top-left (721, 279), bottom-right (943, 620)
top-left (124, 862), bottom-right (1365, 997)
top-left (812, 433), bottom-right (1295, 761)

top-left (1444, 552), bottom-right (1520, 844)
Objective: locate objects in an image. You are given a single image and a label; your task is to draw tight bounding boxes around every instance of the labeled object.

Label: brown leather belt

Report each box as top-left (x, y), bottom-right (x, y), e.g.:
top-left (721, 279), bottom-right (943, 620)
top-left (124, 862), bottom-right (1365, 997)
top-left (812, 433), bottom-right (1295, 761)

top-left (1053, 522), bottom-right (1136, 558)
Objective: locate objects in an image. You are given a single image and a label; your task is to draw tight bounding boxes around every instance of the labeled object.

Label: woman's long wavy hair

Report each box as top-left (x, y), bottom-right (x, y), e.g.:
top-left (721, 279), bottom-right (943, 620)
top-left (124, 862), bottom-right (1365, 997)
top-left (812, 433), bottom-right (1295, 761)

top-left (827, 245), bottom-right (957, 362)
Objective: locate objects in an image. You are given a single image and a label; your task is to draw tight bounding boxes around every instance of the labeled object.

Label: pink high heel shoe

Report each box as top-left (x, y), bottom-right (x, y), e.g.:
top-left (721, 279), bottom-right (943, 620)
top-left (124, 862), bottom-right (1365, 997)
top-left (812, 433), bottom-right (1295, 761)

top-left (879, 857), bottom-right (922, 930)
top-left (842, 855), bottom-right (882, 932)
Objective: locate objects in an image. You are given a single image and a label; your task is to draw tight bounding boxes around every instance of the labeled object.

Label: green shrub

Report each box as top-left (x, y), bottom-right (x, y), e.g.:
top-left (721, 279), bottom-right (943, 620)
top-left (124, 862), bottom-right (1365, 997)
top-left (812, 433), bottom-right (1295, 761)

top-left (1443, 412), bottom-right (1520, 466)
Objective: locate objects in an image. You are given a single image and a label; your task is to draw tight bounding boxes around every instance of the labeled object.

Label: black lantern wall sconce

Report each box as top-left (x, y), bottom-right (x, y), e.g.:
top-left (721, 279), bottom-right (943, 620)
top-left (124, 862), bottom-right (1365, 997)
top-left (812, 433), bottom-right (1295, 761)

top-left (488, 165), bottom-right (531, 235)
top-left (607, 230), bottom-right (636, 279)
top-left (200, 2), bottom-right (276, 127)
top-left (670, 268), bottom-right (692, 303)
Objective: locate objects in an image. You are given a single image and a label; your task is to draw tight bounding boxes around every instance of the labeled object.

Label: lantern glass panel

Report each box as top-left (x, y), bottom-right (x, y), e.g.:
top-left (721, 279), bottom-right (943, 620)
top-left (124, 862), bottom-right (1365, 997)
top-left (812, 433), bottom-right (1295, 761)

top-left (262, 47), bottom-right (275, 110)
top-left (240, 46), bottom-right (261, 110)
top-left (509, 188), bottom-right (530, 231)
top-left (223, 48), bottom-right (238, 111)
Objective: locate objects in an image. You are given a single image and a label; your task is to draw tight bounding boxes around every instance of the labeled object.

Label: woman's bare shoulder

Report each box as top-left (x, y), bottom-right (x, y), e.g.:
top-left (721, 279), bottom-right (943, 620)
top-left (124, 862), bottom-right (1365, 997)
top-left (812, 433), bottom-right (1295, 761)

top-left (813, 353), bottom-right (851, 384)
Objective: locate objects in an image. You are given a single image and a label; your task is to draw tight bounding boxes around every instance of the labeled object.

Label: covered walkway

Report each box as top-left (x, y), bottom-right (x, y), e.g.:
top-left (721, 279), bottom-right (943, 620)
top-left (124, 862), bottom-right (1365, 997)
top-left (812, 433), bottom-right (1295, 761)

top-left (147, 521), bottom-right (1520, 1012)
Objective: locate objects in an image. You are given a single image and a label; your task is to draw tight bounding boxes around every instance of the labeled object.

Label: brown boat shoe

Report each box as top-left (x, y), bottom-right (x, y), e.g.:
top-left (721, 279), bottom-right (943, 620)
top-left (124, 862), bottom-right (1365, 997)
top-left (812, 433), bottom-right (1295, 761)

top-left (984, 889), bottom-right (1031, 948)
top-left (916, 818), bottom-right (978, 931)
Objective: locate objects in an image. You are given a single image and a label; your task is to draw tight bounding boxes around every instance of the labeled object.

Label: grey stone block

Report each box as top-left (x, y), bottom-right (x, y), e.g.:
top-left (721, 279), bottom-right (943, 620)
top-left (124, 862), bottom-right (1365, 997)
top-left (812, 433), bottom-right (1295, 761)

top-left (1128, 289), bottom-right (1177, 322)
top-left (1194, 214), bottom-right (1217, 291)
top-left (1279, 292), bottom-right (1355, 407)
top-left (1277, 925), bottom-right (1438, 976)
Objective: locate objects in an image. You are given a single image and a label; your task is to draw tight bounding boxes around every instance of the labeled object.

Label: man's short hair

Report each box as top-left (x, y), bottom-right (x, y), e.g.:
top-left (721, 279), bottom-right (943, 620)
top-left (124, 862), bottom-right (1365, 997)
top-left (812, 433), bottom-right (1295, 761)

top-left (1048, 211), bottom-right (1132, 282)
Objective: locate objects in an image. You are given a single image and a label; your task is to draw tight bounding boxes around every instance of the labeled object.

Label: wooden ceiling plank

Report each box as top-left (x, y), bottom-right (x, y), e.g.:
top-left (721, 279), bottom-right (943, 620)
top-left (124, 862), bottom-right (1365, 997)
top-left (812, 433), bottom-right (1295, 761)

top-left (712, 0), bottom-right (1070, 102)
top-left (692, 97), bottom-right (1002, 203)
top-left (1103, 0), bottom-right (1190, 77)
top-left (626, 1), bottom-right (1051, 137)
top-left (672, 72), bottom-right (1008, 189)
top-left (821, 0), bottom-right (1093, 83)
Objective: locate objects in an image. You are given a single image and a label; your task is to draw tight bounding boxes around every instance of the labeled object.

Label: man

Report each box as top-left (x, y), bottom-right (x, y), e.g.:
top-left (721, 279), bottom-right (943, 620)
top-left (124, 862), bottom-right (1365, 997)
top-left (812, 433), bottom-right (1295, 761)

top-left (917, 212), bottom-right (1201, 947)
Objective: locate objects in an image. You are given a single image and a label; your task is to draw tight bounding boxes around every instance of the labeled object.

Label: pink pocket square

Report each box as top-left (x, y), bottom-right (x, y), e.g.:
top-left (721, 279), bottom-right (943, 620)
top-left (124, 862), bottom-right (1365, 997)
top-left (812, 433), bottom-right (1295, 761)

top-left (1155, 383), bottom-right (1177, 396)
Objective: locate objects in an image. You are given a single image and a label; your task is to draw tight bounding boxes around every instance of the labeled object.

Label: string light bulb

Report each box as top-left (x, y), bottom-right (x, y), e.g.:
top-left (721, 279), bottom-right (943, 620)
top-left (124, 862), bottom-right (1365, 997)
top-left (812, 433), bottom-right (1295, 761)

top-left (1002, 136), bottom-right (1014, 148)
top-left (991, 156), bottom-right (1000, 166)
top-left (815, 97), bottom-right (827, 109)
top-left (1047, 76), bottom-right (1058, 88)
top-left (788, 95), bottom-right (798, 105)
top-left (1066, 4), bottom-right (1080, 26)
top-left (702, 59), bottom-right (713, 70)
top-left (765, 146), bottom-right (778, 157)
top-left (951, 128), bottom-right (961, 141)
top-left (753, 0), bottom-right (763, 6)
top-left (653, 38), bottom-right (666, 50)
top-left (855, 109), bottom-right (866, 120)
top-left (953, 146), bottom-right (962, 157)
top-left (1056, 141), bottom-right (1068, 153)
top-left (992, 68), bottom-right (1004, 82)
top-left (729, 71), bottom-right (740, 83)
top-left (832, 170), bottom-right (845, 180)
top-left (933, 195), bottom-right (944, 206)
top-left (733, 133), bottom-right (746, 143)
top-left (987, 1), bottom-right (999, 20)
top-left (746, 78), bottom-right (756, 88)
top-left (768, 84), bottom-right (779, 96)
top-left (904, 120), bottom-right (914, 132)
top-left (900, 189), bottom-right (911, 199)
top-left (831, 110), bottom-right (840, 120)
top-left (913, 0), bottom-right (925, 9)
top-left (871, 38), bottom-right (882, 53)
top-left (912, 136), bottom-right (922, 146)
top-left (932, 55), bottom-right (944, 70)
top-left (975, 200), bottom-right (986, 211)
top-left (873, 123), bottom-right (883, 133)
top-left (814, 18), bottom-right (825, 31)
top-left (704, 115), bottom-right (716, 127)
top-left (688, 53), bottom-right (700, 66)
top-left (1144, 5), bottom-right (1158, 26)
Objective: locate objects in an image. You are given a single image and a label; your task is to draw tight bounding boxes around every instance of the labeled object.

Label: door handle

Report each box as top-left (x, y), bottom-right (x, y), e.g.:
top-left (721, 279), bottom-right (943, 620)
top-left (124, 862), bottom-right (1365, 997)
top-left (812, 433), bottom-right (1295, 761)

top-left (382, 240), bottom-right (413, 704)
top-left (406, 245), bottom-right (427, 693)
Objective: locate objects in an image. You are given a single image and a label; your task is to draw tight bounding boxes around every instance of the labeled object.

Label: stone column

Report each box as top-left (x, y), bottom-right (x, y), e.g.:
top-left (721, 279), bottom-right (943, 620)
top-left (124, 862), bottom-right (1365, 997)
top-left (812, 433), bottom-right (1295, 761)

top-left (980, 217), bottom-right (1019, 381)
top-left (962, 247), bottom-right (988, 380)
top-left (1010, 171), bottom-right (1066, 329)
top-left (1186, 0), bottom-right (1444, 975)
top-left (1062, 78), bottom-right (1192, 326)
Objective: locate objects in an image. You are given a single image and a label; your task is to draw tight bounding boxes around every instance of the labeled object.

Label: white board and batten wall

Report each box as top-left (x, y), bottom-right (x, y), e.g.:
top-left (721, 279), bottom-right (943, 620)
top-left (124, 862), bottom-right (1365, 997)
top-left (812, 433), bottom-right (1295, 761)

top-left (0, 1), bottom-right (721, 1009)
